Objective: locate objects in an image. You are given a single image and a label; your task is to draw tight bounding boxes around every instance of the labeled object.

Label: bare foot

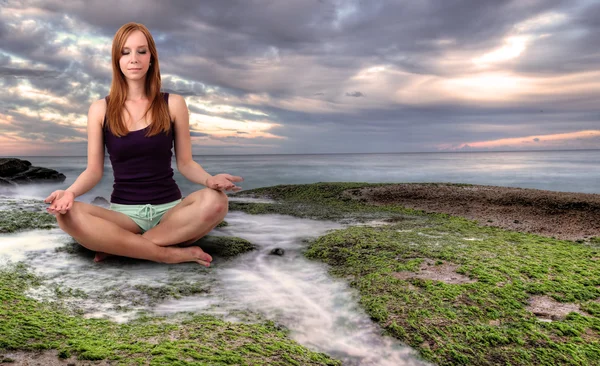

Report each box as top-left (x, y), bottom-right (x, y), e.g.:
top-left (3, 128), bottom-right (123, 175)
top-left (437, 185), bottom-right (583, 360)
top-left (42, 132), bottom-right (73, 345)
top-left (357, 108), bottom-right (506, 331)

top-left (93, 252), bottom-right (114, 262)
top-left (178, 246), bottom-right (213, 267)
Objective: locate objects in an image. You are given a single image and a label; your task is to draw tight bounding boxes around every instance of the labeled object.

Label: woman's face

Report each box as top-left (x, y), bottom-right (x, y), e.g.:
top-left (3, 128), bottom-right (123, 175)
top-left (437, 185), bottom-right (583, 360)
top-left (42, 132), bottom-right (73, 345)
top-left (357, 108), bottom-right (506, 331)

top-left (119, 30), bottom-right (152, 81)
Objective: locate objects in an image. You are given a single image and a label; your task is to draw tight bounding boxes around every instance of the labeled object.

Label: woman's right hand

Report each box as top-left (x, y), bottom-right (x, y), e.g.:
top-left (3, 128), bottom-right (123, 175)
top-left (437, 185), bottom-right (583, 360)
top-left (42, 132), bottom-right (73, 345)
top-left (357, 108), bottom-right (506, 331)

top-left (44, 190), bottom-right (75, 215)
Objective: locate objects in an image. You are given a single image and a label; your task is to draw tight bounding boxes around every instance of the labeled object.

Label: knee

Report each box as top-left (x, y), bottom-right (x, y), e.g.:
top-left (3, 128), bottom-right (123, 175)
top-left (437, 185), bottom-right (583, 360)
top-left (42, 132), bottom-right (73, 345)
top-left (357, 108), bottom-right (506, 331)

top-left (197, 189), bottom-right (228, 217)
top-left (55, 202), bottom-right (83, 231)
top-left (208, 189), bottom-right (229, 216)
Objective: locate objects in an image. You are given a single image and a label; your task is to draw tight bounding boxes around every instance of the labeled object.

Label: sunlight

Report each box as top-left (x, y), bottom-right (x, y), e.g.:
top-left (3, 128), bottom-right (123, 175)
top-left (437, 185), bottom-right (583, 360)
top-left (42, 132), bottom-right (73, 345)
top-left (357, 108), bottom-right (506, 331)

top-left (190, 112), bottom-right (283, 139)
top-left (442, 130), bottom-right (600, 150)
top-left (473, 36), bottom-right (529, 66)
top-left (14, 81), bottom-right (69, 106)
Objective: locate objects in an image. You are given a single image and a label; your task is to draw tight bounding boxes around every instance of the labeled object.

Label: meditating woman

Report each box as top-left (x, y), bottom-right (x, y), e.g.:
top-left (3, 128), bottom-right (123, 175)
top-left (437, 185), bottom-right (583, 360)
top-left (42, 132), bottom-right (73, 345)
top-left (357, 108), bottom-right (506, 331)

top-left (44, 22), bottom-right (242, 267)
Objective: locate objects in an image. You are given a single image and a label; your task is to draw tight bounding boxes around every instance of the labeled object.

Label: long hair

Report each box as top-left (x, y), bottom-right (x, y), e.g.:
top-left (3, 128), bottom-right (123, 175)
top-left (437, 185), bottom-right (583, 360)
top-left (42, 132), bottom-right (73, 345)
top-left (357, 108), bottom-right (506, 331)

top-left (107, 22), bottom-right (170, 137)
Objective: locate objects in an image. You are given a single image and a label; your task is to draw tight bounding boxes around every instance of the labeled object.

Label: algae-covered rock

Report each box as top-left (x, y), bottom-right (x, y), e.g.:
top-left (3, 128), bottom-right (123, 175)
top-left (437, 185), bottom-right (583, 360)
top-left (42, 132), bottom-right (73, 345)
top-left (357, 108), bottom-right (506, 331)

top-left (195, 235), bottom-right (256, 258)
top-left (0, 264), bottom-right (341, 365)
top-left (0, 209), bottom-right (56, 233)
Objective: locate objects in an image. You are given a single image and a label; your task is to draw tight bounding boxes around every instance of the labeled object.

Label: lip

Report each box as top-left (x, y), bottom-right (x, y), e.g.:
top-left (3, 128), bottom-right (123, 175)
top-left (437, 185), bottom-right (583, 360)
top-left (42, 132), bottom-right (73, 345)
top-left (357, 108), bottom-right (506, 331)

top-left (128, 68), bottom-right (142, 71)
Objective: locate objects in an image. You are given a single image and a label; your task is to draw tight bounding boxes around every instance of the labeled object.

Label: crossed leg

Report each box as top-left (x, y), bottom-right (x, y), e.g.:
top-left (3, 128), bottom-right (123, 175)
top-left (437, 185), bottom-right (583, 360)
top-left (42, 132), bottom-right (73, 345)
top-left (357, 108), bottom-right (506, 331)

top-left (55, 188), bottom-right (228, 266)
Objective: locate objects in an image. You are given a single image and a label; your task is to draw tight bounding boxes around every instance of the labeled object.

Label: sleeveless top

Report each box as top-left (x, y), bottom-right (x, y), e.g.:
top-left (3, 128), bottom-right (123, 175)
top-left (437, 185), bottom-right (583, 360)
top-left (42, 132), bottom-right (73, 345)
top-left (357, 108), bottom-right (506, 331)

top-left (103, 92), bottom-right (182, 205)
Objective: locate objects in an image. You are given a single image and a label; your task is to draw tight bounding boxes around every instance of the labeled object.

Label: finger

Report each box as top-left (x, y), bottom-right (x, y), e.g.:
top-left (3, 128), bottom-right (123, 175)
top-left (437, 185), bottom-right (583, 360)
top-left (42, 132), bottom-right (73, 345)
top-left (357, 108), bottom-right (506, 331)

top-left (66, 201), bottom-right (73, 210)
top-left (226, 175), bottom-right (244, 182)
top-left (44, 193), bottom-right (56, 203)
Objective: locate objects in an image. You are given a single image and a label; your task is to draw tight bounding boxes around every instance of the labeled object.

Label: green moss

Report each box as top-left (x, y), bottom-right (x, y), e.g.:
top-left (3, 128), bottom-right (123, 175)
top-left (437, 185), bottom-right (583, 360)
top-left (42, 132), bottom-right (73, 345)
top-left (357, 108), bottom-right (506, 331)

top-left (195, 235), bottom-right (257, 258)
top-left (0, 210), bottom-right (56, 233)
top-left (216, 220), bottom-right (229, 228)
top-left (0, 264), bottom-right (340, 365)
top-left (233, 183), bottom-right (600, 365)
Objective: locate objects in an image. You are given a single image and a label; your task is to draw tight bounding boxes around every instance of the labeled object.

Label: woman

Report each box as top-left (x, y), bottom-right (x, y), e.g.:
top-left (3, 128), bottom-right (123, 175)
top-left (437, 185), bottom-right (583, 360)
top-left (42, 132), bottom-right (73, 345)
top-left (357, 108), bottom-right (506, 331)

top-left (44, 22), bottom-right (242, 267)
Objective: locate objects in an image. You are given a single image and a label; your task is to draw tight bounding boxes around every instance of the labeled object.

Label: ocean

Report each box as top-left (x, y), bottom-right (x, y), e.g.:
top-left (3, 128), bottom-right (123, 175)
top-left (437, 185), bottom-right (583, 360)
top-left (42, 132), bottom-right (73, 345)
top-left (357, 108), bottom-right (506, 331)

top-left (5, 149), bottom-right (600, 201)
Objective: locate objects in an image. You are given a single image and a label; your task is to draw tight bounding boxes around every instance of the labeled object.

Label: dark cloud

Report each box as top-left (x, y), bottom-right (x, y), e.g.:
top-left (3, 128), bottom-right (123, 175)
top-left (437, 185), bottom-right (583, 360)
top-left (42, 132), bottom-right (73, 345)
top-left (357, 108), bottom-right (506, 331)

top-left (345, 91), bottom-right (364, 97)
top-left (0, 66), bottom-right (61, 78)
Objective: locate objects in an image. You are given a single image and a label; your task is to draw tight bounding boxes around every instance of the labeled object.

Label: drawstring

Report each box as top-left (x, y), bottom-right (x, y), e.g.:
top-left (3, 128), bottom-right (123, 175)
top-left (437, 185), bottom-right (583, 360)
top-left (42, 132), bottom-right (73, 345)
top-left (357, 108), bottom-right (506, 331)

top-left (137, 204), bottom-right (156, 221)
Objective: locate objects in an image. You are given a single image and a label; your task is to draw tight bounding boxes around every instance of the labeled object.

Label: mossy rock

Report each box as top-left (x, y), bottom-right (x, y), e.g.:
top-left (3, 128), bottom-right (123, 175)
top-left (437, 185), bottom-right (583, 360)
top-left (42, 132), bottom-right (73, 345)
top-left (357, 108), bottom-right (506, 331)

top-left (216, 220), bottom-right (229, 228)
top-left (0, 263), bottom-right (340, 365)
top-left (195, 235), bottom-right (256, 258)
top-left (0, 209), bottom-right (56, 233)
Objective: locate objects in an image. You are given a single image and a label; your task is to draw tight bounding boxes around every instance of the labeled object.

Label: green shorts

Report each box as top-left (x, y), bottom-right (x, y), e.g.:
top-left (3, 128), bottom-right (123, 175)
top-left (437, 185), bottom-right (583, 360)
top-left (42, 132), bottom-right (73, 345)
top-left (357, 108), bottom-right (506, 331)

top-left (110, 199), bottom-right (182, 233)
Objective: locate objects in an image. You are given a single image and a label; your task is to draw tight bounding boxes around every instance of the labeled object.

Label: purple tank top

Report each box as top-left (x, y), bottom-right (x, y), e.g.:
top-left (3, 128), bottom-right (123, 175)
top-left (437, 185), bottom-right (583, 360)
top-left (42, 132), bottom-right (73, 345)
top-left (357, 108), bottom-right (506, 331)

top-left (103, 92), bottom-right (182, 205)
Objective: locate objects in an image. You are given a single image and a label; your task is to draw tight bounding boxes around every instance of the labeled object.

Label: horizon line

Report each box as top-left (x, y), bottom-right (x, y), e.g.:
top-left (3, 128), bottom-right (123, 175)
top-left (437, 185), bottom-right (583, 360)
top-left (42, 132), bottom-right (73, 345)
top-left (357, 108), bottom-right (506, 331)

top-left (4, 148), bottom-right (600, 158)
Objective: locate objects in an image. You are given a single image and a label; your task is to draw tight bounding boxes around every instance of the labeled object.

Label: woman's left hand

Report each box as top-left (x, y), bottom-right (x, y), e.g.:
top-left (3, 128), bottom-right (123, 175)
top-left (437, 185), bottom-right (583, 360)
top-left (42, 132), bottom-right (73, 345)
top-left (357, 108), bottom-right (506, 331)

top-left (206, 174), bottom-right (243, 192)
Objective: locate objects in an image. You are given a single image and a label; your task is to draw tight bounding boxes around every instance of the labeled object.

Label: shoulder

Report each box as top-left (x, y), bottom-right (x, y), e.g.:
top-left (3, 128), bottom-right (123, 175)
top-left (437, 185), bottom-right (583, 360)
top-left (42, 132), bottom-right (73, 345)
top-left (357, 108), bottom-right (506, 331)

top-left (165, 93), bottom-right (188, 121)
top-left (166, 93), bottom-right (186, 110)
top-left (88, 98), bottom-right (108, 125)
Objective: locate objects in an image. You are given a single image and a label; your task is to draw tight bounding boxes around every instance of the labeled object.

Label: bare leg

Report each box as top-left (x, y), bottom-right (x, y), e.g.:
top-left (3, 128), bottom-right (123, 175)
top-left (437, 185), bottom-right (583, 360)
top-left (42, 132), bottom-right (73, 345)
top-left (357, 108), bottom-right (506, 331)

top-left (55, 202), bottom-right (212, 266)
top-left (76, 204), bottom-right (143, 263)
top-left (142, 188), bottom-right (228, 248)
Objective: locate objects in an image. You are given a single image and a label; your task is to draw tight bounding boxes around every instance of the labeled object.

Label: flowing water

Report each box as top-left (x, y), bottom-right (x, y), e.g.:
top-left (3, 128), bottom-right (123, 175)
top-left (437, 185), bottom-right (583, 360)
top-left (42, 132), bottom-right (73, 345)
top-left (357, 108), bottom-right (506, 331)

top-left (0, 198), bottom-right (428, 365)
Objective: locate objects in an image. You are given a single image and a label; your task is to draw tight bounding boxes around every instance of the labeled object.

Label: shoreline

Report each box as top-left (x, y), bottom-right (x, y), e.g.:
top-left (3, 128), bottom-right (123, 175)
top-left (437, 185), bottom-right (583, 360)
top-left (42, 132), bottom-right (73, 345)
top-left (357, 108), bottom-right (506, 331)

top-left (343, 183), bottom-right (600, 242)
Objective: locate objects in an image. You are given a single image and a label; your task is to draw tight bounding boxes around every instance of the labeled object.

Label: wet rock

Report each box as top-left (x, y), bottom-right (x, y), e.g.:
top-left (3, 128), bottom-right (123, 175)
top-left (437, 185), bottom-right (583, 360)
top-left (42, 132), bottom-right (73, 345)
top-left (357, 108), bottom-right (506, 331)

top-left (270, 248), bottom-right (285, 256)
top-left (0, 157), bottom-right (31, 176)
top-left (0, 158), bottom-right (66, 185)
top-left (195, 236), bottom-right (257, 258)
top-left (91, 196), bottom-right (110, 208)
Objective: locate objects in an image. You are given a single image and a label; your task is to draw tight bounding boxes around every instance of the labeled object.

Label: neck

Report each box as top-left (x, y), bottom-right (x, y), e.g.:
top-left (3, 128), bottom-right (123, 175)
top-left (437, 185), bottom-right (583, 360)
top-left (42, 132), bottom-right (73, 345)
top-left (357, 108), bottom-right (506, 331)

top-left (126, 79), bottom-right (146, 101)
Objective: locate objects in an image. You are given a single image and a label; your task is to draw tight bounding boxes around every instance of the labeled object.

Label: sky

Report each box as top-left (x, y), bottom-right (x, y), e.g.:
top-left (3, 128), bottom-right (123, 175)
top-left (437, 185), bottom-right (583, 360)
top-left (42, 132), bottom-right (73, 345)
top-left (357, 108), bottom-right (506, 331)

top-left (1, 0), bottom-right (599, 156)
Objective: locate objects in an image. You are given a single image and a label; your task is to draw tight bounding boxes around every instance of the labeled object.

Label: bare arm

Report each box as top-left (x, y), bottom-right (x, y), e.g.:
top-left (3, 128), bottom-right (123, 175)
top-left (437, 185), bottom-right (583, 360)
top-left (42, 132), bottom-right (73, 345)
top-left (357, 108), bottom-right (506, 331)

top-left (66, 99), bottom-right (106, 197)
top-left (170, 94), bottom-right (242, 191)
top-left (45, 99), bottom-right (106, 213)
top-left (170, 94), bottom-right (212, 185)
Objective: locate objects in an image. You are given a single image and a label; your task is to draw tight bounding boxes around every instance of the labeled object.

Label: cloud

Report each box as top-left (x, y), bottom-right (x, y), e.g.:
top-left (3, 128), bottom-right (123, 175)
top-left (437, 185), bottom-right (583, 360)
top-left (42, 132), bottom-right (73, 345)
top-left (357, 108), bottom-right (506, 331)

top-left (1, 0), bottom-right (600, 155)
top-left (345, 91), bottom-right (364, 97)
top-left (440, 130), bottom-right (600, 151)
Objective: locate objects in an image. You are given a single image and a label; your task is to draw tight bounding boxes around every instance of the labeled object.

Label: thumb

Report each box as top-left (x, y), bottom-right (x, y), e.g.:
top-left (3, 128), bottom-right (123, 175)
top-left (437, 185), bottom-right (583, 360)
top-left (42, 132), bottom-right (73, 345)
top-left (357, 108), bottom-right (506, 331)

top-left (225, 174), bottom-right (244, 182)
top-left (44, 192), bottom-right (56, 203)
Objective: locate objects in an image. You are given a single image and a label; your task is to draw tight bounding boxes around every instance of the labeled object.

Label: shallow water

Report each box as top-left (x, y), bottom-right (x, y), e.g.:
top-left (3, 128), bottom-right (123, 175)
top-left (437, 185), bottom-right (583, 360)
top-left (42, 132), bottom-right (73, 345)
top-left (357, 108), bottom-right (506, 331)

top-left (0, 201), bottom-right (429, 365)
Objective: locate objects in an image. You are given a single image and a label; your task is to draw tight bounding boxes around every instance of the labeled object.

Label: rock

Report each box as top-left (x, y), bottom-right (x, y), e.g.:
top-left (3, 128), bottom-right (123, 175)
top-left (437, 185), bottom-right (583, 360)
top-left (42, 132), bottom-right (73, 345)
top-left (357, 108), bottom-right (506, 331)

top-left (0, 158), bottom-right (31, 176)
top-left (91, 196), bottom-right (110, 208)
top-left (195, 236), bottom-right (257, 258)
top-left (0, 177), bottom-right (16, 187)
top-left (270, 248), bottom-right (285, 256)
top-left (0, 158), bottom-right (66, 185)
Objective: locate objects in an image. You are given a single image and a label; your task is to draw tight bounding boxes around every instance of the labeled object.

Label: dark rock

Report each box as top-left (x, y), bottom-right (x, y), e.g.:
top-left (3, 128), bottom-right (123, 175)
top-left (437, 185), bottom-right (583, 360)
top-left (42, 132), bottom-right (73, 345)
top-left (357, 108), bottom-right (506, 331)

top-left (270, 248), bottom-right (285, 256)
top-left (0, 177), bottom-right (16, 186)
top-left (91, 196), bottom-right (110, 208)
top-left (0, 157), bottom-right (31, 176)
top-left (0, 158), bottom-right (66, 185)
top-left (513, 220), bottom-right (520, 224)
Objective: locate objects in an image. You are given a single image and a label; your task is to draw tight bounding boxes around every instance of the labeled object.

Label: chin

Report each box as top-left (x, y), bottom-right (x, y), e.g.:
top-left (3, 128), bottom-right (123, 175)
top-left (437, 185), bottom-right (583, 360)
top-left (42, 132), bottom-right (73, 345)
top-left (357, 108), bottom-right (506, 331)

top-left (125, 74), bottom-right (147, 81)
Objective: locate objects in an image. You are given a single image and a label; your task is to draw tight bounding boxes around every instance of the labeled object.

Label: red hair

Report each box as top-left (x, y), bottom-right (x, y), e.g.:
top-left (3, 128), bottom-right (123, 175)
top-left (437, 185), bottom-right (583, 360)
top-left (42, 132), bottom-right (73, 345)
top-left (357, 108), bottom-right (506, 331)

top-left (107, 22), bottom-right (170, 137)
